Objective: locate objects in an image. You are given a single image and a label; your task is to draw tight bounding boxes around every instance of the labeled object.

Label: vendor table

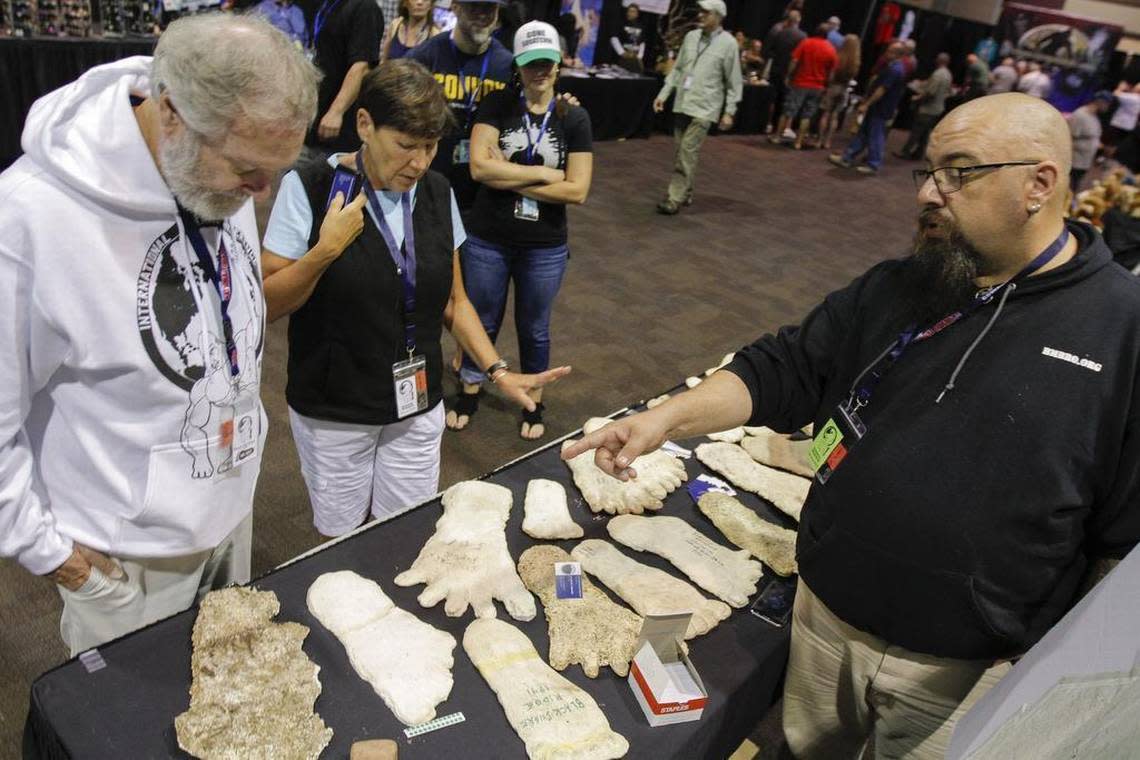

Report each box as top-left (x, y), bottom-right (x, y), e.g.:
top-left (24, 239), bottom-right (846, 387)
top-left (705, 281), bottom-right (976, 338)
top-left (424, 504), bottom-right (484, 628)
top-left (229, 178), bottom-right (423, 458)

top-left (557, 73), bottom-right (659, 141)
top-left (0, 36), bottom-right (157, 170)
top-left (735, 84), bottom-right (773, 135)
top-left (24, 406), bottom-right (795, 760)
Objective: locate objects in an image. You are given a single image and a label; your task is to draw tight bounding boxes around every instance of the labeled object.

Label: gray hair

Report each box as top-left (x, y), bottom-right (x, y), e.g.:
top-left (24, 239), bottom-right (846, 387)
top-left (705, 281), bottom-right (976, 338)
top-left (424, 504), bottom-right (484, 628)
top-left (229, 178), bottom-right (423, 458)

top-left (151, 12), bottom-right (321, 141)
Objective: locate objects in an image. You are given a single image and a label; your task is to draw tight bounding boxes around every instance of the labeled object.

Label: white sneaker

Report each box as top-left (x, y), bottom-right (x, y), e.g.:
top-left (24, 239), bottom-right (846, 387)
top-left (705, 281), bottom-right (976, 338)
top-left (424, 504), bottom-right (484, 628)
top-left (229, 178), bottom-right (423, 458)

top-left (782, 128), bottom-right (796, 140)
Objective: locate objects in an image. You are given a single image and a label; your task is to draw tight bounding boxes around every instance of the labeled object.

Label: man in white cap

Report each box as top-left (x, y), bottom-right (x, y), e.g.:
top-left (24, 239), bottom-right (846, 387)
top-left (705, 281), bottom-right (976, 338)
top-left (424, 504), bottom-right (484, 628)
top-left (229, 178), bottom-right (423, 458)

top-left (653, 0), bottom-right (742, 215)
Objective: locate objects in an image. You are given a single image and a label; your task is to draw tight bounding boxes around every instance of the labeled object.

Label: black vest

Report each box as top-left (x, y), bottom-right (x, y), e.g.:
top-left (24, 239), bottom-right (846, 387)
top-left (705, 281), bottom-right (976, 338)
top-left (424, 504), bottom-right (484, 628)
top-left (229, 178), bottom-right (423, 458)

top-left (286, 158), bottom-right (454, 425)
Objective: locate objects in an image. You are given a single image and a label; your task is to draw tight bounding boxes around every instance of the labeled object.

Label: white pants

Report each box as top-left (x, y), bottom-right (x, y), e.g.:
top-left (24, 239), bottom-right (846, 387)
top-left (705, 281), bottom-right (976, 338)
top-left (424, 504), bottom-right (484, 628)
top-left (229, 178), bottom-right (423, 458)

top-left (57, 512), bottom-right (252, 657)
top-left (782, 580), bottom-right (1011, 760)
top-left (289, 403), bottom-right (445, 537)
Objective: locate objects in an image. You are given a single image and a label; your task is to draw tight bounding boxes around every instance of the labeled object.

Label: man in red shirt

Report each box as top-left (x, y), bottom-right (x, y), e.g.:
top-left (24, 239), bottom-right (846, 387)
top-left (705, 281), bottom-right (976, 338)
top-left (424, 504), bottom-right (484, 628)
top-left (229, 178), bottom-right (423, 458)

top-left (770, 23), bottom-right (838, 150)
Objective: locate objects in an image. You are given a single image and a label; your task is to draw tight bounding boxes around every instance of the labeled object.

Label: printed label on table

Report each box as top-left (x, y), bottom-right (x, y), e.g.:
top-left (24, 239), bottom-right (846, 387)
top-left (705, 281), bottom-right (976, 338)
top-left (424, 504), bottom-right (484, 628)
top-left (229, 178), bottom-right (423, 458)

top-left (687, 474), bottom-right (736, 502)
top-left (554, 562), bottom-right (583, 599)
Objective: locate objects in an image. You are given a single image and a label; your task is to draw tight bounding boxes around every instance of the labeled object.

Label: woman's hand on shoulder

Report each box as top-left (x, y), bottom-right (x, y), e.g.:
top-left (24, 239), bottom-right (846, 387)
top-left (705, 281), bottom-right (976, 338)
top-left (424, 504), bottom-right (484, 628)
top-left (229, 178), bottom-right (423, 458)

top-left (314, 191), bottom-right (367, 263)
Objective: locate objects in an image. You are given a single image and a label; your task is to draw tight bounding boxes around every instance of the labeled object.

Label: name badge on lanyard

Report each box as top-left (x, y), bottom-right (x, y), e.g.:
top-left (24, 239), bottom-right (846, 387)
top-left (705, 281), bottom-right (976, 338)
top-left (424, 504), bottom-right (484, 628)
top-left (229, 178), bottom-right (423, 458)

top-left (453, 139), bottom-right (471, 165)
top-left (355, 153), bottom-right (430, 419)
top-left (809, 227), bottom-right (1071, 485)
top-left (452, 38), bottom-right (492, 165)
top-left (514, 98), bottom-right (554, 222)
top-left (178, 208), bottom-right (259, 471)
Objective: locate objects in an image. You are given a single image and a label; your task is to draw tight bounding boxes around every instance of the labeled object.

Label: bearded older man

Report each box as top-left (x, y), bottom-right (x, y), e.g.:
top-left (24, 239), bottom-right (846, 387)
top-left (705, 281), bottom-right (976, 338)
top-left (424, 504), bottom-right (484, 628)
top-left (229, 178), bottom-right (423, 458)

top-left (565, 93), bottom-right (1140, 759)
top-left (0, 13), bottom-right (318, 656)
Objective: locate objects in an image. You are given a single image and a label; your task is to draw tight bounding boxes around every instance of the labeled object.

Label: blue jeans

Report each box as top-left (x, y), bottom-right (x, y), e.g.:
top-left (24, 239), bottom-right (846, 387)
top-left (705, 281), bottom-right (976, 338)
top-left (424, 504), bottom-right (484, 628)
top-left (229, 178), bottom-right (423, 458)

top-left (843, 112), bottom-right (887, 170)
top-left (458, 234), bottom-right (570, 385)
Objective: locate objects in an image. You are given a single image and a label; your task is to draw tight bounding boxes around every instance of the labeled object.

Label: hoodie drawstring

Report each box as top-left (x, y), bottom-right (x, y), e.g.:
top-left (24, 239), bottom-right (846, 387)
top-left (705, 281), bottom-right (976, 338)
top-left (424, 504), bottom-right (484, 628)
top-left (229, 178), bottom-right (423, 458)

top-left (935, 282), bottom-right (1016, 404)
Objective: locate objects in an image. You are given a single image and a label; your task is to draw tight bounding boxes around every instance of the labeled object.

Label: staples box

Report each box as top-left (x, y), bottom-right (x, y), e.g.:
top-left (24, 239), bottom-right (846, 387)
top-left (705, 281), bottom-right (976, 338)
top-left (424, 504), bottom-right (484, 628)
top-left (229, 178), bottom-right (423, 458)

top-left (627, 613), bottom-right (708, 726)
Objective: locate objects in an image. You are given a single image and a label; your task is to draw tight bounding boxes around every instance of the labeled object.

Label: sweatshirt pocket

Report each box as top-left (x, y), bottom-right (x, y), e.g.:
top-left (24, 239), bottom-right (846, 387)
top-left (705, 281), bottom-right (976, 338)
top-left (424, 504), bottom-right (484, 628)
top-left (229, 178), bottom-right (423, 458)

top-left (798, 524), bottom-right (1017, 659)
top-left (117, 432), bottom-right (258, 555)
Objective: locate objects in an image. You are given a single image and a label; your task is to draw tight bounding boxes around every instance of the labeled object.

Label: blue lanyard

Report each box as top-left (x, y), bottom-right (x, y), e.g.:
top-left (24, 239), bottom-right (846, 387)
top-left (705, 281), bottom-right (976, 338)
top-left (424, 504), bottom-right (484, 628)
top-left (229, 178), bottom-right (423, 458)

top-left (312, 0), bottom-right (343, 44)
top-left (852, 228), bottom-right (1070, 408)
top-left (177, 207), bottom-right (240, 377)
top-left (450, 36), bottom-right (492, 124)
top-left (355, 152), bottom-right (418, 355)
top-left (522, 96), bottom-right (555, 164)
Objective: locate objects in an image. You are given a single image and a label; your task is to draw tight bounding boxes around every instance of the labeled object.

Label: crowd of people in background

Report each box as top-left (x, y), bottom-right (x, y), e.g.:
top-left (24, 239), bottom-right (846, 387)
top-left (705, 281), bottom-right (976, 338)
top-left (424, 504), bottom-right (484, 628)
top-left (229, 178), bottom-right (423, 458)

top-left (232, 0), bottom-right (1140, 191)
top-left (718, 7), bottom-right (1139, 187)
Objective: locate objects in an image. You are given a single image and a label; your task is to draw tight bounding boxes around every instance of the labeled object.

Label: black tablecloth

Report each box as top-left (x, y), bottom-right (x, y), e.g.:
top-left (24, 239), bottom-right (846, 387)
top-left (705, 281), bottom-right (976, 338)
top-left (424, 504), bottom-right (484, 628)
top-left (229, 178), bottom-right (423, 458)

top-left (24, 407), bottom-right (795, 759)
top-left (1, 36), bottom-right (157, 170)
top-left (735, 84), bottom-right (773, 135)
top-left (558, 74), bottom-right (659, 141)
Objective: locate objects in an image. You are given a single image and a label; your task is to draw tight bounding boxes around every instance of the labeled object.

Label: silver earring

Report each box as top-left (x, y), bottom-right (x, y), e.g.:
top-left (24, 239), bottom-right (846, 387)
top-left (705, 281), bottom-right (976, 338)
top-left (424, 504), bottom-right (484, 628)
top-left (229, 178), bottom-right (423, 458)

top-left (1028, 203), bottom-right (1041, 214)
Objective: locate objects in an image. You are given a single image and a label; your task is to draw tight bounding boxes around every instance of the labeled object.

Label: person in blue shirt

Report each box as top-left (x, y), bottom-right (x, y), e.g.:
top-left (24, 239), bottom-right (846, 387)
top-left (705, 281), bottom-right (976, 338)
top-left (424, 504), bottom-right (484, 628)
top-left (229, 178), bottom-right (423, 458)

top-left (410, 0), bottom-right (514, 219)
top-left (829, 42), bottom-right (908, 175)
top-left (253, 0), bottom-right (306, 45)
top-left (826, 16), bottom-right (843, 50)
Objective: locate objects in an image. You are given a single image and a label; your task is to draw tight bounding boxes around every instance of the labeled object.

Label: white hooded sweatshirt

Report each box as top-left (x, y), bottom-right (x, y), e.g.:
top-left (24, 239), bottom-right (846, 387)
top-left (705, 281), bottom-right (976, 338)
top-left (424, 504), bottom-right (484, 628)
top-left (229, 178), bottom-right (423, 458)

top-left (0, 57), bottom-right (267, 576)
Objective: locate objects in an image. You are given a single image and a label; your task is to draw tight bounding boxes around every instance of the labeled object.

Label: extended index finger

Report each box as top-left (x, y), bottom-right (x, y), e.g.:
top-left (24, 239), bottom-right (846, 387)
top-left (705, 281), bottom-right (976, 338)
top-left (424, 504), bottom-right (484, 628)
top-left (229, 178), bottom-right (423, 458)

top-left (560, 424), bottom-right (619, 461)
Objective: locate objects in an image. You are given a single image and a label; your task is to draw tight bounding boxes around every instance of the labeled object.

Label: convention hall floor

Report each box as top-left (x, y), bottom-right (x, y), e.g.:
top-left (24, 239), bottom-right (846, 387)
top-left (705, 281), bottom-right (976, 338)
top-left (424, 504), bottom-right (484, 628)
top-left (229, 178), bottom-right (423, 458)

top-left (0, 129), bottom-right (918, 758)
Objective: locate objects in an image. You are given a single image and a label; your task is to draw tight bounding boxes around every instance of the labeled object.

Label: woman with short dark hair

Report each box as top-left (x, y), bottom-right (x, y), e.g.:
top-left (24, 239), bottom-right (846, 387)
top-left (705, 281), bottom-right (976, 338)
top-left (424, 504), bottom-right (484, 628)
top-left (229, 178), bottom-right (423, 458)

top-left (261, 59), bottom-right (568, 537)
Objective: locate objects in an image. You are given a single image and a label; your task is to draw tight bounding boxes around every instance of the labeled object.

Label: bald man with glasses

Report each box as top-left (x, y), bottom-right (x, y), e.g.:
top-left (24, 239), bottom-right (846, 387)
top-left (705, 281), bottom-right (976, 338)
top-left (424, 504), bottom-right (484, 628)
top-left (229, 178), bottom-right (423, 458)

top-left (564, 93), bottom-right (1140, 759)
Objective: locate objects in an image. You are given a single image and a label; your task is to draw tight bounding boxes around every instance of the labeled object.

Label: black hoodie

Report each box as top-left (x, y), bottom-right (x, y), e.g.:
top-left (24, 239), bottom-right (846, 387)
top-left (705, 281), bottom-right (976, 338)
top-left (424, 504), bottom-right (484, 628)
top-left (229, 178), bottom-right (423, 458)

top-left (726, 221), bottom-right (1140, 660)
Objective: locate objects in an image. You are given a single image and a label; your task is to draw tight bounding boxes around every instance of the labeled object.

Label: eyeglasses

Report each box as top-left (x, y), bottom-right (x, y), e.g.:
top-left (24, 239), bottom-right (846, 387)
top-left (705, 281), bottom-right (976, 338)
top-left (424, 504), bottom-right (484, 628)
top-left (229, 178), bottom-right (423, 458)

top-left (912, 161), bottom-right (1040, 194)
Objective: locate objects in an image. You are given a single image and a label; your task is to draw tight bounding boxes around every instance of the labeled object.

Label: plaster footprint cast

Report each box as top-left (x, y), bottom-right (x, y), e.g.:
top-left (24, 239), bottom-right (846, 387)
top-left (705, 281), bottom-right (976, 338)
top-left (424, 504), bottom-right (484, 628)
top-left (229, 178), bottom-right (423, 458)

top-left (697, 492), bottom-right (799, 577)
top-left (571, 539), bottom-right (731, 639)
top-left (695, 442), bottom-right (810, 521)
top-left (307, 571), bottom-right (457, 726)
top-left (518, 545), bottom-right (642, 677)
top-left (707, 427), bottom-right (746, 444)
top-left (563, 418), bottom-right (688, 515)
top-left (741, 427), bottom-right (815, 478)
top-left (394, 481), bottom-right (536, 621)
top-left (704, 352), bottom-right (735, 376)
top-left (464, 618), bottom-right (630, 760)
top-left (607, 515), bottom-right (762, 608)
top-left (522, 479), bottom-right (583, 540)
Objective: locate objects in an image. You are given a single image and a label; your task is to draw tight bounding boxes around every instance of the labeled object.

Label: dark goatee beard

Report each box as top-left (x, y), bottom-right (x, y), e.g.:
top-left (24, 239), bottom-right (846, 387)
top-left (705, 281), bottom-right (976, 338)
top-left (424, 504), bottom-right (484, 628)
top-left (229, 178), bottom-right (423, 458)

top-left (900, 213), bottom-right (986, 326)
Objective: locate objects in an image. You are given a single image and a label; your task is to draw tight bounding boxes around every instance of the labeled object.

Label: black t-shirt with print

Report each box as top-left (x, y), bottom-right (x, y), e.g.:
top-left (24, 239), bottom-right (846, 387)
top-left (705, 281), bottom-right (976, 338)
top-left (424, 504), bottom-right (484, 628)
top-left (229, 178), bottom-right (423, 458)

top-left (410, 34), bottom-right (514, 215)
top-left (467, 89), bottom-right (592, 249)
top-left (618, 22), bottom-right (643, 52)
top-left (310, 0), bottom-right (383, 153)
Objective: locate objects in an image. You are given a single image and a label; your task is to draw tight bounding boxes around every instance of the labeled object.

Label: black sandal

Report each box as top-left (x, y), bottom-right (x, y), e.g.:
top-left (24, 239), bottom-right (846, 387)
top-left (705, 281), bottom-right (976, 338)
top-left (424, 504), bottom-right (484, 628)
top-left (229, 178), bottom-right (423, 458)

top-left (520, 402), bottom-right (545, 438)
top-left (448, 389), bottom-right (481, 429)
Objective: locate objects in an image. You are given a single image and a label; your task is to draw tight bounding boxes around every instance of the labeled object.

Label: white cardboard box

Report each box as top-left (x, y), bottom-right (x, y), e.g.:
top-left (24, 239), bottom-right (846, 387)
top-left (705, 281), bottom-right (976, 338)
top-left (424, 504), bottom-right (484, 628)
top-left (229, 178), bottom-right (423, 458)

top-left (627, 613), bottom-right (708, 726)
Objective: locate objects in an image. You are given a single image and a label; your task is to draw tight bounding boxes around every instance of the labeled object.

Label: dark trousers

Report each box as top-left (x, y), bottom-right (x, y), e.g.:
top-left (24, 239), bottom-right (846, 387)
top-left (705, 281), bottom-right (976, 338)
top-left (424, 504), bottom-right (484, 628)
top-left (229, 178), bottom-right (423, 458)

top-left (1071, 168), bottom-right (1087, 193)
top-left (900, 112), bottom-right (940, 160)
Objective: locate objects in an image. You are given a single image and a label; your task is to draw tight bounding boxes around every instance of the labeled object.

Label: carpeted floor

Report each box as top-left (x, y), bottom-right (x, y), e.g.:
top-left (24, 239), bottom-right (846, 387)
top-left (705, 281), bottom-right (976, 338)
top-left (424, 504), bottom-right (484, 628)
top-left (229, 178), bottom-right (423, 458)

top-left (0, 128), bottom-right (918, 758)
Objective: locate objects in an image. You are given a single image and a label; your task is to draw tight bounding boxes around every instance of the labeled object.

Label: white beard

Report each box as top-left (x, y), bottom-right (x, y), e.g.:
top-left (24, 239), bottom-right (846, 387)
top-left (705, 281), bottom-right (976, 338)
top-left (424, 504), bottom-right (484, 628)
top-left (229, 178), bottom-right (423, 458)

top-left (160, 131), bottom-right (248, 221)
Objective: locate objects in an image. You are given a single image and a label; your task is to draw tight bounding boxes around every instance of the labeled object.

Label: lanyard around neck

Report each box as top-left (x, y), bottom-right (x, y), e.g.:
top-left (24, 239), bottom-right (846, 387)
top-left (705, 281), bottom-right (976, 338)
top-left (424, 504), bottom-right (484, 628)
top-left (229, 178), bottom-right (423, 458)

top-left (177, 206), bottom-right (240, 377)
top-left (522, 96), bottom-right (555, 165)
top-left (355, 152), bottom-right (418, 355)
top-left (450, 36), bottom-right (492, 124)
top-left (312, 0), bottom-right (344, 44)
top-left (850, 227), bottom-right (1071, 409)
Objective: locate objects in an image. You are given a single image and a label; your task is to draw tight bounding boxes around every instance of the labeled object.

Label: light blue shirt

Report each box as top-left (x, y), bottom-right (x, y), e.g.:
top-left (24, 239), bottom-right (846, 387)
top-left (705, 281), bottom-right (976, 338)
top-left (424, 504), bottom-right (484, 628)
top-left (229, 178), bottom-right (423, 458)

top-left (263, 154), bottom-right (467, 260)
